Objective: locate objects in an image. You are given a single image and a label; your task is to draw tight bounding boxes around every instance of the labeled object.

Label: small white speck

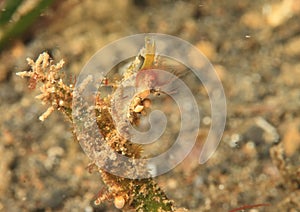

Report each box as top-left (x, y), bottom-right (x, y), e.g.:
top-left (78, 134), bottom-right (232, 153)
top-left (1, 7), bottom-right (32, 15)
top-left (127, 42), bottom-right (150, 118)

top-left (85, 205), bottom-right (93, 212)
top-left (59, 100), bottom-right (64, 106)
top-left (203, 116), bottom-right (211, 125)
top-left (218, 184), bottom-right (225, 190)
top-left (246, 141), bottom-right (255, 149)
top-left (147, 163), bottom-right (157, 177)
top-left (229, 134), bottom-right (241, 148)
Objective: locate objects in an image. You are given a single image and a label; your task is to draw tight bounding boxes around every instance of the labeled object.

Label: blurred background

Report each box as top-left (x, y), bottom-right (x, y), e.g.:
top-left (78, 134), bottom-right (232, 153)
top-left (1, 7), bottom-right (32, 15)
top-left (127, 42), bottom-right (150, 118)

top-left (0, 0), bottom-right (299, 211)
